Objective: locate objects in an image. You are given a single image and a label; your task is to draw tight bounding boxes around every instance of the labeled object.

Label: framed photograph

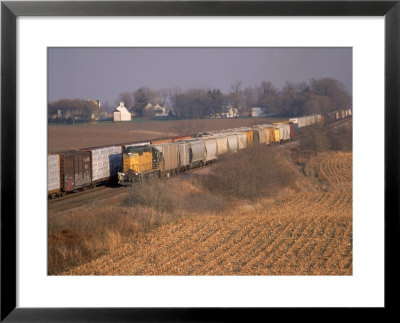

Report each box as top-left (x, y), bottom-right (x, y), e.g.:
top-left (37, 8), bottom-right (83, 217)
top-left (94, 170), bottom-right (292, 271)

top-left (2, 0), bottom-right (399, 321)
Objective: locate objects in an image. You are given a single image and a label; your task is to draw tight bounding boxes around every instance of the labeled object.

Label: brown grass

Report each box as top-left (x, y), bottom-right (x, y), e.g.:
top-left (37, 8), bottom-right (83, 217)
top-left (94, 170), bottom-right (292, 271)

top-left (201, 145), bottom-right (298, 201)
top-left (48, 201), bottom-right (180, 274)
top-left (48, 179), bottom-right (229, 274)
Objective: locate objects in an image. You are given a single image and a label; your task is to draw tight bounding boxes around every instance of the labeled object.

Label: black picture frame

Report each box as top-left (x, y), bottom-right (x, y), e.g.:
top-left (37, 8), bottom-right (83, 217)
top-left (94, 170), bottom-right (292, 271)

top-left (1, 1), bottom-right (399, 321)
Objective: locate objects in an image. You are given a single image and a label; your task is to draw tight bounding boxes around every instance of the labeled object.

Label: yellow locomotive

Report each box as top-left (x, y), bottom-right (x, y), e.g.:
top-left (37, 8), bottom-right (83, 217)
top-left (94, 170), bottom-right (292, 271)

top-left (118, 145), bottom-right (161, 185)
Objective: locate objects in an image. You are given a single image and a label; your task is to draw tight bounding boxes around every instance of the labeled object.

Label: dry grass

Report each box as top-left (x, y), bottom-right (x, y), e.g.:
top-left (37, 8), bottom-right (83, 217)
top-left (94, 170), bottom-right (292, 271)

top-left (48, 179), bottom-right (229, 274)
top-left (48, 201), bottom-right (181, 274)
top-left (201, 145), bottom-right (298, 201)
top-left (327, 120), bottom-right (353, 152)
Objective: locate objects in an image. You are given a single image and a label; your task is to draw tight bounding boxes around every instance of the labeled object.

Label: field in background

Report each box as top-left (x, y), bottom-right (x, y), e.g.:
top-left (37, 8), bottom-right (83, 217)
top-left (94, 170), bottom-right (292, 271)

top-left (48, 117), bottom-right (284, 153)
top-left (49, 119), bottom-right (353, 275)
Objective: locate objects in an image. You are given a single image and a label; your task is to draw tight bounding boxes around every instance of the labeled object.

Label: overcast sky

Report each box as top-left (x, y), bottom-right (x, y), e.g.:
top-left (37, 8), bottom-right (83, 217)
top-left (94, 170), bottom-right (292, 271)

top-left (48, 47), bottom-right (352, 106)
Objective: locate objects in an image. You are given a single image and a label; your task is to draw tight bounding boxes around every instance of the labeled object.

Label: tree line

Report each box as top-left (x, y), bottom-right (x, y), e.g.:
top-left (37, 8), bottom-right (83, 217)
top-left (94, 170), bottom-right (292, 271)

top-left (48, 77), bottom-right (351, 122)
top-left (48, 99), bottom-right (102, 123)
top-left (113, 77), bottom-right (351, 118)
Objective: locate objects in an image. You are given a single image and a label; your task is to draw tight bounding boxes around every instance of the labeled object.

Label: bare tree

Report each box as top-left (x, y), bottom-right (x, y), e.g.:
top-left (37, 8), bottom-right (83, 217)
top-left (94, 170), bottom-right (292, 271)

top-left (157, 88), bottom-right (170, 106)
top-left (230, 80), bottom-right (242, 94)
top-left (228, 80), bottom-right (243, 109)
top-left (101, 101), bottom-right (113, 113)
top-left (242, 87), bottom-right (256, 115)
top-left (256, 81), bottom-right (278, 115)
top-left (203, 145), bottom-right (296, 201)
top-left (132, 87), bottom-right (158, 117)
top-left (116, 92), bottom-right (134, 111)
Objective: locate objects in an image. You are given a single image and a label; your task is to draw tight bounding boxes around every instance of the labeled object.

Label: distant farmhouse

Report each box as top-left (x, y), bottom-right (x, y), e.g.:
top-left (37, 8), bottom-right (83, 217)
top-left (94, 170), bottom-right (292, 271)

top-left (251, 107), bottom-right (267, 117)
top-left (211, 105), bottom-right (240, 119)
top-left (144, 103), bottom-right (169, 117)
top-left (221, 106), bottom-right (239, 118)
top-left (113, 102), bottom-right (131, 122)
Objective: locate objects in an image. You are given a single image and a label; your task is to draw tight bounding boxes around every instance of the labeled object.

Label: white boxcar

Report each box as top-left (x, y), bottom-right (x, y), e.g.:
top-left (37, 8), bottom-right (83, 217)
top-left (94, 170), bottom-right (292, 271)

top-left (275, 124), bottom-right (291, 141)
top-left (90, 146), bottom-right (122, 182)
top-left (48, 154), bottom-right (60, 193)
top-left (311, 115), bottom-right (318, 125)
top-left (297, 117), bottom-right (308, 128)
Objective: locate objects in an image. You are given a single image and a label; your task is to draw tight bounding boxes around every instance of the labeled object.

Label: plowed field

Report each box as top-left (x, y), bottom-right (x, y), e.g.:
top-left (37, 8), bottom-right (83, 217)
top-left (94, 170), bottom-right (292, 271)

top-left (48, 118), bottom-right (280, 153)
top-left (64, 151), bottom-right (352, 276)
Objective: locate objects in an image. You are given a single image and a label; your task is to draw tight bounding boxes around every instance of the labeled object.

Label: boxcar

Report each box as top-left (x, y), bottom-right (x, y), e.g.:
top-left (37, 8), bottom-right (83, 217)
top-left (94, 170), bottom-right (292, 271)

top-left (289, 123), bottom-right (295, 140)
top-left (84, 145), bottom-right (122, 185)
top-left (59, 151), bottom-right (92, 192)
top-left (290, 121), bottom-right (299, 134)
top-left (48, 154), bottom-right (60, 198)
top-left (274, 124), bottom-right (290, 141)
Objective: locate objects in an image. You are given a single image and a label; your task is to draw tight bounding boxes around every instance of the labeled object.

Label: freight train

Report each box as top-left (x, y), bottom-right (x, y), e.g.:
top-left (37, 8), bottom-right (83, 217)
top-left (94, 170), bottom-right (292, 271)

top-left (48, 109), bottom-right (352, 198)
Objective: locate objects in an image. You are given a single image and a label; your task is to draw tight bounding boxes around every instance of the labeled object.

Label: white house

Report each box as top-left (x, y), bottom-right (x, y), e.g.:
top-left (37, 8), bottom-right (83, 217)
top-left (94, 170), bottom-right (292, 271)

top-left (251, 107), bottom-right (267, 117)
top-left (154, 104), bottom-right (168, 117)
top-left (222, 106), bottom-right (239, 118)
top-left (113, 102), bottom-right (131, 122)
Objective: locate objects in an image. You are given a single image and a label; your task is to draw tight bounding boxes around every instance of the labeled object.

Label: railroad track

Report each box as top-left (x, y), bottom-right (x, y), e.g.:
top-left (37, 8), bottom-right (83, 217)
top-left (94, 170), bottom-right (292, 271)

top-left (48, 185), bottom-right (128, 213)
top-left (48, 165), bottom-right (211, 212)
top-left (49, 185), bottom-right (108, 202)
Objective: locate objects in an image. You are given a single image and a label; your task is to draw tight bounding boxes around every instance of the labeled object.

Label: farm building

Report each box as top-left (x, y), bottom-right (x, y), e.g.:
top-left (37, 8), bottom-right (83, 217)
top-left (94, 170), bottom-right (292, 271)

top-left (221, 106), bottom-right (239, 118)
top-left (154, 104), bottom-right (168, 117)
top-left (251, 107), bottom-right (267, 117)
top-left (144, 103), bottom-right (168, 117)
top-left (113, 102), bottom-right (131, 122)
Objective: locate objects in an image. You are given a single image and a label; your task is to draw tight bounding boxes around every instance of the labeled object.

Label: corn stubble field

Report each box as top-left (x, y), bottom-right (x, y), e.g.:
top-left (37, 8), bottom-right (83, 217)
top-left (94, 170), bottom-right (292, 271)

top-left (49, 120), bottom-right (352, 276)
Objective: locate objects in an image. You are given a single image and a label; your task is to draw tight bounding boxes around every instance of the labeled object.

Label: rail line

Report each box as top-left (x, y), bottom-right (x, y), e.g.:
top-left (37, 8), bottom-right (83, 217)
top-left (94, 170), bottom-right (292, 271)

top-left (48, 117), bottom-right (352, 211)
